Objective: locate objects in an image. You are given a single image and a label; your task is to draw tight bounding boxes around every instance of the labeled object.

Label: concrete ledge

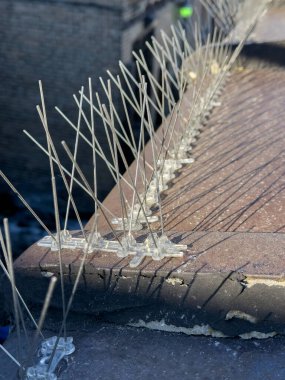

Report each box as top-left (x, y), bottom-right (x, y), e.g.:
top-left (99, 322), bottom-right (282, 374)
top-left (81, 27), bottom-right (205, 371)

top-left (10, 231), bottom-right (285, 337)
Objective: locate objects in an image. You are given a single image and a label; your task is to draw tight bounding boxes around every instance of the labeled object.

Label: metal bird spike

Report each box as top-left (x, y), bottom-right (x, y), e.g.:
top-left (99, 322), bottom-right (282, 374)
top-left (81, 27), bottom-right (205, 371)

top-left (37, 81), bottom-right (67, 341)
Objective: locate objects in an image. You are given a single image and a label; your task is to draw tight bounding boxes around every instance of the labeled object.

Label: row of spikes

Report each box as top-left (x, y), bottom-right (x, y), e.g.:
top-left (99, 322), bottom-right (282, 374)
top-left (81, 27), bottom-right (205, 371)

top-left (32, 22), bottom-right (239, 267)
top-left (0, 4), bottom-right (270, 270)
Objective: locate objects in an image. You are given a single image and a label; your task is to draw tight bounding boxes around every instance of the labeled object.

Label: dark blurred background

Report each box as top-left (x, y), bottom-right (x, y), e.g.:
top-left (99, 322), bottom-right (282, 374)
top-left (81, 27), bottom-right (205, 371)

top-left (0, 0), bottom-right (209, 255)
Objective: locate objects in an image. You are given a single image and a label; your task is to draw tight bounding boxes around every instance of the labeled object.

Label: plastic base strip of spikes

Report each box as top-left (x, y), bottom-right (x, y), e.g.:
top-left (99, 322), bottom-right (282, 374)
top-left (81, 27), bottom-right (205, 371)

top-left (110, 156), bottom-right (195, 227)
top-left (37, 231), bottom-right (187, 268)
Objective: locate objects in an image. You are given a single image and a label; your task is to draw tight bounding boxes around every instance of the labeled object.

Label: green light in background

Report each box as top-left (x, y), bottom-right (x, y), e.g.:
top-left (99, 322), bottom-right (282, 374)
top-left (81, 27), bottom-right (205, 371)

top-left (179, 6), bottom-right (193, 18)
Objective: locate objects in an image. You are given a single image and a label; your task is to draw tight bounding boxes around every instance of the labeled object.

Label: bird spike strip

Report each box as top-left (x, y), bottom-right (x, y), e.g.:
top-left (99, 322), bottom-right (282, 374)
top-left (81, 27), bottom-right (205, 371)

top-left (1, 1), bottom-right (271, 273)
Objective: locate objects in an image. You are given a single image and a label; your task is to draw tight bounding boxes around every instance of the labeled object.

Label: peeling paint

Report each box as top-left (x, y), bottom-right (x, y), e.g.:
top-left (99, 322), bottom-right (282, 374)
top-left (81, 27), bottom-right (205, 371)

top-left (244, 277), bottom-right (285, 288)
top-left (129, 319), bottom-right (227, 338)
top-left (129, 319), bottom-right (277, 340)
top-left (239, 331), bottom-right (277, 340)
top-left (226, 310), bottom-right (257, 324)
top-left (165, 278), bottom-right (184, 286)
